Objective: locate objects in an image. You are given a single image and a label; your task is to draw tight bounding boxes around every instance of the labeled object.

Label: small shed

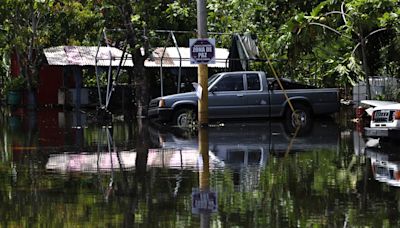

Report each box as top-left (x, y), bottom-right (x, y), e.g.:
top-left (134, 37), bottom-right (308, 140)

top-left (41, 46), bottom-right (133, 107)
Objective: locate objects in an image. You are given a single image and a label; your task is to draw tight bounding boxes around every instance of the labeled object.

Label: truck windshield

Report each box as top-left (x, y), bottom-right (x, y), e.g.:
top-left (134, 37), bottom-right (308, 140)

top-left (208, 73), bottom-right (220, 87)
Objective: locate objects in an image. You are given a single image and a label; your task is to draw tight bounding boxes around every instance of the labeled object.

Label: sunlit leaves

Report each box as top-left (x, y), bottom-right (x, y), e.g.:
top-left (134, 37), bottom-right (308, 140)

top-left (379, 12), bottom-right (399, 27)
top-left (279, 0), bottom-right (400, 88)
top-left (131, 14), bottom-right (141, 23)
top-left (165, 2), bottom-right (191, 20)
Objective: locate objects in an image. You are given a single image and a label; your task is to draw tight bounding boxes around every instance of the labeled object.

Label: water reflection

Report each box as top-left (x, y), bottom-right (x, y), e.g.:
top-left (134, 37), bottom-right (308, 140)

top-left (5, 108), bottom-right (400, 226)
top-left (196, 127), bottom-right (214, 228)
top-left (149, 118), bottom-right (341, 200)
top-left (366, 145), bottom-right (400, 187)
top-left (151, 118), bottom-right (339, 165)
top-left (353, 125), bottom-right (400, 188)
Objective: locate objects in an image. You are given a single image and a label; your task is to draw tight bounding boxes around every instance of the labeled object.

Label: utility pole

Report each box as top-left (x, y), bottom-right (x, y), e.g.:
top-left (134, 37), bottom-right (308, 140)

top-left (197, 0), bottom-right (208, 127)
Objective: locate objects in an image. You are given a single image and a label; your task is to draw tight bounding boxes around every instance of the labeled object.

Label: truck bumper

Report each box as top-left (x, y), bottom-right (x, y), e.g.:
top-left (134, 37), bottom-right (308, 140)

top-left (364, 127), bottom-right (400, 138)
top-left (148, 108), bottom-right (173, 122)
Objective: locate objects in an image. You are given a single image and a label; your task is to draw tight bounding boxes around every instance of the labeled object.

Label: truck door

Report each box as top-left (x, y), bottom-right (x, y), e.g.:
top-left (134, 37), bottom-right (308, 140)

top-left (268, 80), bottom-right (294, 116)
top-left (208, 73), bottom-right (247, 118)
top-left (243, 73), bottom-right (270, 117)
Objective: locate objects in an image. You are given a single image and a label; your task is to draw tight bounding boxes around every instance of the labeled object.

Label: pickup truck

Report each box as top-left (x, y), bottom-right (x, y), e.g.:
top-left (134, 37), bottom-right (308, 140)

top-left (148, 71), bottom-right (340, 127)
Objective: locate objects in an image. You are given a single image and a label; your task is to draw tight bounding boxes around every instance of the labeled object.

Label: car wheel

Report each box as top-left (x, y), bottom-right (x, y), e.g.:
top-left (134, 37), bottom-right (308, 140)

top-left (173, 108), bottom-right (196, 128)
top-left (285, 103), bottom-right (311, 130)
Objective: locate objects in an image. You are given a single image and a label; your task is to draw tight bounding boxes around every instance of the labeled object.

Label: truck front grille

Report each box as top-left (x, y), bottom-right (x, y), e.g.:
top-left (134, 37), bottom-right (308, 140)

top-left (149, 100), bottom-right (159, 108)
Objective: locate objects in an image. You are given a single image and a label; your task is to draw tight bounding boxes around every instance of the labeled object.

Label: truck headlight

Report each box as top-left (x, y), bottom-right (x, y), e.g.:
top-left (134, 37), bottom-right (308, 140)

top-left (159, 99), bottom-right (165, 108)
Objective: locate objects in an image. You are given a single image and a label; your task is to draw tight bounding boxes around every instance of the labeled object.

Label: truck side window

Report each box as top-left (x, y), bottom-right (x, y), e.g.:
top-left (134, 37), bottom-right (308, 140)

top-left (214, 74), bottom-right (244, 91)
top-left (246, 74), bottom-right (261, 90)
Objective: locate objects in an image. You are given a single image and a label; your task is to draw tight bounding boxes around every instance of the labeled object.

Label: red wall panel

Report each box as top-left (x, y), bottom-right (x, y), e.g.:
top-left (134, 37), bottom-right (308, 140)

top-left (37, 66), bottom-right (63, 106)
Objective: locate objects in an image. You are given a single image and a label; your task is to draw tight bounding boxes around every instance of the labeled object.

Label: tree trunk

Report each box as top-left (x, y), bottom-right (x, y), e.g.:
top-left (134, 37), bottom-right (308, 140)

top-left (121, 1), bottom-right (150, 118)
top-left (360, 36), bottom-right (371, 99)
top-left (134, 119), bottom-right (149, 183)
top-left (133, 49), bottom-right (150, 117)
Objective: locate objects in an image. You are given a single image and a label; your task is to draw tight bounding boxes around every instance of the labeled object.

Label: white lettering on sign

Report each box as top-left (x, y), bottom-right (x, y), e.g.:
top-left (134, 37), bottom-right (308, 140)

top-left (198, 53), bottom-right (207, 58)
top-left (191, 189), bottom-right (218, 214)
top-left (193, 46), bottom-right (205, 52)
top-left (189, 38), bottom-right (216, 64)
top-left (192, 45), bottom-right (212, 53)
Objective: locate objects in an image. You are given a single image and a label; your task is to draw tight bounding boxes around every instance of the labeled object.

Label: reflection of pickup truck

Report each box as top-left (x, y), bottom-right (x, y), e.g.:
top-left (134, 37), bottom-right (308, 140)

top-left (148, 118), bottom-right (340, 168)
top-left (148, 71), bottom-right (340, 127)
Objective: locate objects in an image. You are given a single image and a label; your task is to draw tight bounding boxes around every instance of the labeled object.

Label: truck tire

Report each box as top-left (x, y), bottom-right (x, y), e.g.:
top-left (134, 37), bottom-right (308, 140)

top-left (285, 103), bottom-right (311, 130)
top-left (172, 108), bottom-right (196, 128)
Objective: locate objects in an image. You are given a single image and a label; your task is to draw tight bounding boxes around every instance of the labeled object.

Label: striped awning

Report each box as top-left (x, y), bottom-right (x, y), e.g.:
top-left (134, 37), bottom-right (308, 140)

top-left (44, 46), bottom-right (230, 68)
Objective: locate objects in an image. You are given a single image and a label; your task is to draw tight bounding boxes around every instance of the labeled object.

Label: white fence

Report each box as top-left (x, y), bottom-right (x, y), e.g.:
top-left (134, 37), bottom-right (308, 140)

top-left (353, 77), bottom-right (399, 105)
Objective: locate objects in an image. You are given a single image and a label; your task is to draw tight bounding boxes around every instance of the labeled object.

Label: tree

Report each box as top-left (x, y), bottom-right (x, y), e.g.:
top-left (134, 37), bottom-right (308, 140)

top-left (0, 0), bottom-right (103, 98)
top-left (282, 0), bottom-right (400, 94)
top-left (100, 0), bottom-right (196, 117)
top-left (207, 0), bottom-right (400, 94)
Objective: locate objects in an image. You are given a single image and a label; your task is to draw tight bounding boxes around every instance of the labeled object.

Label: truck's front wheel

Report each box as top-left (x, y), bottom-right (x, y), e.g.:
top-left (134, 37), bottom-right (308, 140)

top-left (172, 108), bottom-right (196, 128)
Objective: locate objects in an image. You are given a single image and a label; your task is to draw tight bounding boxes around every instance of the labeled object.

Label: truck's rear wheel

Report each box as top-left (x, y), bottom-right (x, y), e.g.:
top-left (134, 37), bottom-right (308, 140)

top-left (285, 103), bottom-right (311, 129)
top-left (172, 108), bottom-right (196, 128)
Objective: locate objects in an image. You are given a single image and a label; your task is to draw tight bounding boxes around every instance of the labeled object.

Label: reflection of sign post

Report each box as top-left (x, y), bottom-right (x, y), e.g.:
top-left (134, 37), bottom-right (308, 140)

top-left (190, 38), bottom-right (216, 64)
top-left (192, 188), bottom-right (217, 214)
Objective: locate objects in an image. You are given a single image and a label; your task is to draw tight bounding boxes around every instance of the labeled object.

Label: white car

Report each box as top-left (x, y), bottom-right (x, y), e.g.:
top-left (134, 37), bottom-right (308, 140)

top-left (362, 100), bottom-right (400, 138)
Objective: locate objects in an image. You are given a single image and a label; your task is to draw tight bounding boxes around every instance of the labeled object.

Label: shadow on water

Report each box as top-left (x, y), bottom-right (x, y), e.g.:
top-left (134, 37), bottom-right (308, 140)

top-left (3, 108), bottom-right (400, 226)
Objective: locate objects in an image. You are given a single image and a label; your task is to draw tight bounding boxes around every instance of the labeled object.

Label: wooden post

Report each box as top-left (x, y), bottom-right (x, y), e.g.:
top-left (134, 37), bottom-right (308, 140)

top-left (197, 0), bottom-right (208, 127)
top-left (198, 126), bottom-right (210, 228)
top-left (199, 127), bottom-right (209, 190)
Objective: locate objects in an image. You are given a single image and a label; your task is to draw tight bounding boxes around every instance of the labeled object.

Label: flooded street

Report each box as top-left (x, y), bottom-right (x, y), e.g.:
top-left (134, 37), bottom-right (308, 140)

top-left (1, 108), bottom-right (400, 227)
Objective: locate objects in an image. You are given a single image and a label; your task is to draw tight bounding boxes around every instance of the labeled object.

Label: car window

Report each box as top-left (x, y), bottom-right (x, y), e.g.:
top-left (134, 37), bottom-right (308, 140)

top-left (213, 74), bottom-right (244, 91)
top-left (208, 73), bottom-right (220, 86)
top-left (246, 74), bottom-right (261, 90)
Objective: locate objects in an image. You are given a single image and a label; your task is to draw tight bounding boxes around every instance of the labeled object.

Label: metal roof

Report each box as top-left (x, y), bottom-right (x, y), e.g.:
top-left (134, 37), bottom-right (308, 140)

top-left (44, 46), bottom-right (229, 68)
top-left (144, 47), bottom-right (229, 68)
top-left (43, 46), bottom-right (133, 67)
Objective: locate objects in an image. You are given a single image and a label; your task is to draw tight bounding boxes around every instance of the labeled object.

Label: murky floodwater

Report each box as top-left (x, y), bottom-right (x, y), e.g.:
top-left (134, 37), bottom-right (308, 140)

top-left (1, 108), bottom-right (400, 227)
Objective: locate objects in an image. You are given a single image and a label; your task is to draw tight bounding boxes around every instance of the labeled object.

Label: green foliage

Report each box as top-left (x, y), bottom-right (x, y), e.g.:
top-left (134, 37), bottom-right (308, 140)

top-left (1, 0), bottom-right (399, 98)
top-left (0, 0), bottom-right (103, 94)
top-left (2, 76), bottom-right (26, 95)
top-left (282, 0), bottom-right (399, 90)
top-left (207, 0), bottom-right (400, 92)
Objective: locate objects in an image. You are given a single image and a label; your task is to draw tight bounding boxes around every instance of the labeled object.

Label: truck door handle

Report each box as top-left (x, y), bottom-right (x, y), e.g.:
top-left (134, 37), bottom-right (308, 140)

top-left (237, 94), bottom-right (243, 97)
